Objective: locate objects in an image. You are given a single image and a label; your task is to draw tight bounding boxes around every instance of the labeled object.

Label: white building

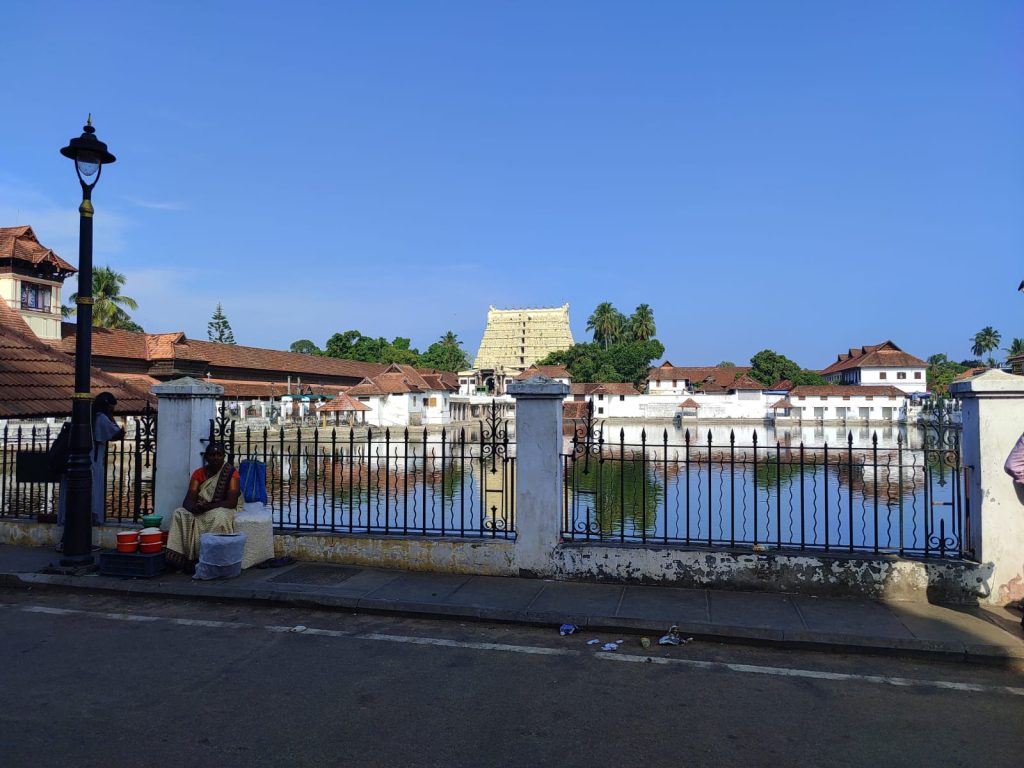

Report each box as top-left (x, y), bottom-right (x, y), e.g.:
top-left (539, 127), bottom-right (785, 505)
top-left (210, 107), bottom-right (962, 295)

top-left (344, 364), bottom-right (457, 427)
top-left (819, 341), bottom-right (928, 395)
top-left (787, 385), bottom-right (908, 423)
top-left (567, 382), bottom-right (643, 419)
top-left (645, 363), bottom-right (757, 397)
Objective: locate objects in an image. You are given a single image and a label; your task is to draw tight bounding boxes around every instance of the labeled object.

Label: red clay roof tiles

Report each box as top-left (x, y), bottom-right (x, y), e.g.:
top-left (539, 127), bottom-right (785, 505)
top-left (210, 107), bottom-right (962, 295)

top-left (819, 341), bottom-right (927, 376)
top-left (0, 301), bottom-right (153, 418)
top-left (0, 226), bottom-right (76, 273)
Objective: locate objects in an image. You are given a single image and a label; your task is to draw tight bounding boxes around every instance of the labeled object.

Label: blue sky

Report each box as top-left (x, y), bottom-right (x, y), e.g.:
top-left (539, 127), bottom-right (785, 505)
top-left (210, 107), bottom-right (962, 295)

top-left (2, 1), bottom-right (1022, 367)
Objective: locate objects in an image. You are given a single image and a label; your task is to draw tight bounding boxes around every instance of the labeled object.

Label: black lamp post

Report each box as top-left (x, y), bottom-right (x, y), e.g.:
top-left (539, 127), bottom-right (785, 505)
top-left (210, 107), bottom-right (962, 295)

top-left (59, 116), bottom-right (116, 566)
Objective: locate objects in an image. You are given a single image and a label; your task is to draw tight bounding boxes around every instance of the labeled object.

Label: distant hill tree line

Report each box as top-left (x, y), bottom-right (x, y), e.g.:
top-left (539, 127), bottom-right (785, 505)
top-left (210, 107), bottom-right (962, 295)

top-left (289, 330), bottom-right (470, 372)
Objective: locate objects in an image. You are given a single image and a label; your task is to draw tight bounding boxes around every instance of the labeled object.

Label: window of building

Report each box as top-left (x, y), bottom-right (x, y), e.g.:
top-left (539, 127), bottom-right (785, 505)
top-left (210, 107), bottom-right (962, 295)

top-left (597, 407), bottom-right (604, 415)
top-left (865, 396), bottom-right (873, 401)
top-left (897, 372), bottom-right (907, 380)
top-left (598, 394), bottom-right (604, 401)
top-left (879, 372), bottom-right (887, 380)
top-left (820, 396), bottom-right (828, 401)
top-left (619, 395), bottom-right (624, 401)
top-left (798, 396), bottom-right (805, 401)
top-left (428, 397), bottom-right (437, 407)
top-left (672, 380), bottom-right (677, 387)
top-left (914, 372), bottom-right (922, 379)
top-left (20, 282), bottom-right (52, 312)
top-left (842, 396), bottom-right (850, 401)
top-left (357, 397), bottom-right (370, 402)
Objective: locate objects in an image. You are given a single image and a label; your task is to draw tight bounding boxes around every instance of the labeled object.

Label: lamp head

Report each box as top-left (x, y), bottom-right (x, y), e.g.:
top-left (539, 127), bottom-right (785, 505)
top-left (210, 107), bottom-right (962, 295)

top-left (60, 115), bottom-right (116, 186)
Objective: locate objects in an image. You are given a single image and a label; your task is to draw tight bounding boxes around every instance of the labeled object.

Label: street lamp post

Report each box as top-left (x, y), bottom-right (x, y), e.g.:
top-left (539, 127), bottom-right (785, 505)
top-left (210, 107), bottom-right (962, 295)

top-left (59, 116), bottom-right (116, 567)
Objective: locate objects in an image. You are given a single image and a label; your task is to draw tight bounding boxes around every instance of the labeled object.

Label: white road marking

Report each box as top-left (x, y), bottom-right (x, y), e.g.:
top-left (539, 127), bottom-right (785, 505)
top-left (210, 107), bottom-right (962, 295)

top-left (596, 652), bottom-right (1024, 696)
top-left (6, 602), bottom-right (1024, 697)
top-left (358, 632), bottom-right (577, 657)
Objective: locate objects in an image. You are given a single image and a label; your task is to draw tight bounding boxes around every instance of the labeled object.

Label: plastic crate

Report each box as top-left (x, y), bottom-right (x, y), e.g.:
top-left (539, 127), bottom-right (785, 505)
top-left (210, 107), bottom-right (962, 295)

top-left (98, 550), bottom-right (165, 579)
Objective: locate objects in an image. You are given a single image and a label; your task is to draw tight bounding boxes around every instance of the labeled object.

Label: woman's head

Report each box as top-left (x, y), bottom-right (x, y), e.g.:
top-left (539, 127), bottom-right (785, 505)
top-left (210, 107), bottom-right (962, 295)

top-left (94, 392), bottom-right (117, 417)
top-left (204, 441), bottom-right (227, 472)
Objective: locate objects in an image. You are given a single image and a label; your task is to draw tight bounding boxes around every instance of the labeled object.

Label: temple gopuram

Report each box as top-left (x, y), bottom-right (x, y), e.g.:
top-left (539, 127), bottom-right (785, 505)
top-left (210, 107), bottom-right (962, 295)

top-left (459, 304), bottom-right (574, 395)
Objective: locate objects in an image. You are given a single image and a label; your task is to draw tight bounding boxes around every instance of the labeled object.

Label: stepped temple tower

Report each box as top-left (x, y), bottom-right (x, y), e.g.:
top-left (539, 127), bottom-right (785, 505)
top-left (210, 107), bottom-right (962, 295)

top-left (464, 304), bottom-right (574, 395)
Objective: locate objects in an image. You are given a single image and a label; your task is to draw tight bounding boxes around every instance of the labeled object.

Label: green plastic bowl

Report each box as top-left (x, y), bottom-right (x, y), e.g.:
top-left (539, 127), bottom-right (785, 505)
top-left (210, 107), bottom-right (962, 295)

top-left (141, 514), bottom-right (162, 528)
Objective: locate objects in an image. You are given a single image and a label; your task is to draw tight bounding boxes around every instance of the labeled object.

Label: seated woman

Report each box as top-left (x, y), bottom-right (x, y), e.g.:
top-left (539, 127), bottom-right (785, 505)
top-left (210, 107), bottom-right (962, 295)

top-left (165, 442), bottom-right (244, 571)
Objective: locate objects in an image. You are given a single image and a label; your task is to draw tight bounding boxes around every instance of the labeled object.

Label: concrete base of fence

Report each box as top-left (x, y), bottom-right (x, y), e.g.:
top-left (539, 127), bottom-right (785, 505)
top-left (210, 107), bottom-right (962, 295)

top-left (0, 520), bottom-right (131, 550)
top-left (0, 519), bottom-right (987, 603)
top-left (271, 531), bottom-right (516, 576)
top-left (553, 543), bottom-right (990, 604)
top-left (0, 520), bottom-right (517, 577)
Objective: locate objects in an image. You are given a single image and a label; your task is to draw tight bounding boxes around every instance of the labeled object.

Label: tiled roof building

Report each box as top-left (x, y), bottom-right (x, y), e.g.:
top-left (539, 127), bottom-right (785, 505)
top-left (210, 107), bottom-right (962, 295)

top-left (819, 341), bottom-right (927, 394)
top-left (0, 226), bottom-right (75, 342)
top-left (646, 365), bottom-right (758, 394)
top-left (0, 300), bottom-right (152, 418)
top-left (56, 324), bottom-right (385, 390)
top-left (513, 364), bottom-right (571, 381)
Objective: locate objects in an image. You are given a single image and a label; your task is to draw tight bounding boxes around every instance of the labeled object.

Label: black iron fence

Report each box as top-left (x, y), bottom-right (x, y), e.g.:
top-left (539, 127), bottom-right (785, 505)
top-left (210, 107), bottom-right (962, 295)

top-left (0, 404), bottom-right (157, 523)
top-left (210, 400), bottom-right (515, 538)
top-left (563, 404), bottom-right (969, 559)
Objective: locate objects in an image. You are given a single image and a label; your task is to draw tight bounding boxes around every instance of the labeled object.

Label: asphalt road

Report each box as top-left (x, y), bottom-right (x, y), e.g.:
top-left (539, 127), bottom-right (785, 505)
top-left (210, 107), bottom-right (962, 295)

top-left (1, 587), bottom-right (1022, 768)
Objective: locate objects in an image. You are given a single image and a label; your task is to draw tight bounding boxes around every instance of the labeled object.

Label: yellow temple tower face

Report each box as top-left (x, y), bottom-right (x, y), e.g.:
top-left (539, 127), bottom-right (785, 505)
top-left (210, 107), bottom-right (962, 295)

top-left (473, 304), bottom-right (574, 372)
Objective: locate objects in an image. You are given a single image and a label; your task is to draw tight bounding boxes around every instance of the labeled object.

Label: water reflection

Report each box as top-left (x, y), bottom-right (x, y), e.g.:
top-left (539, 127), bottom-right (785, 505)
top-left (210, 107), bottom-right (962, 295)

top-left (563, 421), bottom-right (964, 555)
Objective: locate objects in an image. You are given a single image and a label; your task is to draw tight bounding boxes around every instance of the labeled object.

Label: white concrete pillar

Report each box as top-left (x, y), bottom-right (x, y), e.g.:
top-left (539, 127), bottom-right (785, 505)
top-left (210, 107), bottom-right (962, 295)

top-left (950, 370), bottom-right (1024, 605)
top-left (151, 377), bottom-right (223, 530)
top-left (508, 376), bottom-right (568, 576)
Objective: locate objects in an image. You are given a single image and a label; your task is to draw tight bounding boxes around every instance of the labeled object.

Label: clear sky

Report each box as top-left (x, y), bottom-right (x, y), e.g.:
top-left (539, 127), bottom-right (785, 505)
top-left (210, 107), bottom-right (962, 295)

top-left (2, 1), bottom-right (1022, 368)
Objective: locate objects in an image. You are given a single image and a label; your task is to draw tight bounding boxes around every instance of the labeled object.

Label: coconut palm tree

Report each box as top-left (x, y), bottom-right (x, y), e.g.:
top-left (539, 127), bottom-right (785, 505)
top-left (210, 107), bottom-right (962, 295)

top-left (628, 304), bottom-right (656, 341)
top-left (1005, 337), bottom-right (1024, 358)
top-left (970, 326), bottom-right (1001, 359)
top-left (586, 302), bottom-right (625, 349)
top-left (68, 265), bottom-right (140, 330)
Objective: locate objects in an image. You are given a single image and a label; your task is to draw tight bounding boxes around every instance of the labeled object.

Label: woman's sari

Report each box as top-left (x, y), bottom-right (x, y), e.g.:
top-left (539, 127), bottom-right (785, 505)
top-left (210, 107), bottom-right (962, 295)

top-left (166, 464), bottom-right (243, 562)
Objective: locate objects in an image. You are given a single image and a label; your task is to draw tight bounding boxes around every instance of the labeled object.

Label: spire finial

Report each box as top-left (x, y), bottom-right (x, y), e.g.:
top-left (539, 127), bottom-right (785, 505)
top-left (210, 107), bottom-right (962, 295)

top-left (86, 113), bottom-right (93, 127)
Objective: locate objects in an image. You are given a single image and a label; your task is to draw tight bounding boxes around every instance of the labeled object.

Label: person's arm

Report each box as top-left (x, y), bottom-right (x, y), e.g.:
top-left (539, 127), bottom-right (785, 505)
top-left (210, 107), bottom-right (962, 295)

top-left (222, 472), bottom-right (241, 511)
top-left (182, 474), bottom-right (205, 513)
top-left (94, 413), bottom-right (124, 443)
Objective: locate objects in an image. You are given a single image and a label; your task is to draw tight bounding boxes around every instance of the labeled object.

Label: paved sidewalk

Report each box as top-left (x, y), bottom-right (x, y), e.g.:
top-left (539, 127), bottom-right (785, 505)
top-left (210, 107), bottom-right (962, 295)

top-left (2, 542), bottom-right (1022, 663)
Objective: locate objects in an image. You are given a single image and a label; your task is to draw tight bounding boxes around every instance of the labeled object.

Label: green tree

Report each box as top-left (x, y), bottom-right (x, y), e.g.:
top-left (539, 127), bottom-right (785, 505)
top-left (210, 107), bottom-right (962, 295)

top-left (322, 330), bottom-right (422, 363)
top-left (324, 330), bottom-right (362, 359)
top-left (289, 339), bottom-right (320, 355)
top-left (716, 361), bottom-right (736, 368)
top-left (207, 303), bottom-right (236, 344)
top-left (627, 303), bottom-right (656, 341)
top-left (420, 331), bottom-right (470, 372)
top-left (926, 353), bottom-right (969, 395)
top-left (746, 350), bottom-right (826, 387)
top-left (970, 326), bottom-right (1001, 359)
top-left (118, 319), bottom-right (145, 333)
top-left (539, 338), bottom-right (664, 387)
top-left (68, 265), bottom-right (140, 330)
top-left (586, 302), bottom-right (627, 349)
top-left (1004, 338), bottom-right (1024, 357)
top-left (380, 337), bottom-right (421, 365)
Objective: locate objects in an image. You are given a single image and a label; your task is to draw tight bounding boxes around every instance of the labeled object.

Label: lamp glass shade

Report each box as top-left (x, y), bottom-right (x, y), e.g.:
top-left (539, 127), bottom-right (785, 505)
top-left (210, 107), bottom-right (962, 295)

top-left (76, 152), bottom-right (100, 177)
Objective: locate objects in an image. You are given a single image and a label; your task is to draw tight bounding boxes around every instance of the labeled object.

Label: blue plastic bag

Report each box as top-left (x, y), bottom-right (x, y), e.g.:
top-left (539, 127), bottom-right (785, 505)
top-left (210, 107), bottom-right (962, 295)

top-left (238, 459), bottom-right (268, 504)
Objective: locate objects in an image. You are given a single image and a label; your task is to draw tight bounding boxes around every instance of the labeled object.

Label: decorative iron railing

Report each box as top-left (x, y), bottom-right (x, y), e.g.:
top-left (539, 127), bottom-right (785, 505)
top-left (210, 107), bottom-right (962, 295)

top-left (0, 403), bottom-right (158, 523)
top-left (562, 403), bottom-right (969, 559)
top-left (210, 400), bottom-right (516, 538)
